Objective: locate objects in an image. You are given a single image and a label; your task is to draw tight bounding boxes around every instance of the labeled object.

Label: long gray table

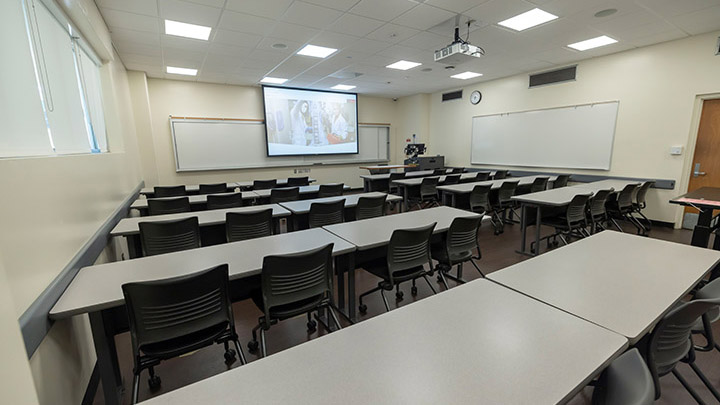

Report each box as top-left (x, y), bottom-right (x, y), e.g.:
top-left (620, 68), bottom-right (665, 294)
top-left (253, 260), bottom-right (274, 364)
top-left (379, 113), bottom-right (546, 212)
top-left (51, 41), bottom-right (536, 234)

top-left (323, 206), bottom-right (481, 321)
top-left (490, 231), bottom-right (720, 343)
top-left (50, 228), bottom-right (356, 405)
top-left (252, 184), bottom-right (351, 199)
top-left (278, 192), bottom-right (403, 229)
top-left (140, 183), bottom-right (237, 197)
top-left (131, 191), bottom-right (259, 216)
top-left (437, 175), bottom-right (557, 207)
top-left (572, 179), bottom-right (640, 192)
top-left (360, 169), bottom-right (450, 192)
top-left (140, 280), bottom-right (627, 405)
top-left (234, 177), bottom-right (316, 190)
top-left (112, 204), bottom-right (291, 258)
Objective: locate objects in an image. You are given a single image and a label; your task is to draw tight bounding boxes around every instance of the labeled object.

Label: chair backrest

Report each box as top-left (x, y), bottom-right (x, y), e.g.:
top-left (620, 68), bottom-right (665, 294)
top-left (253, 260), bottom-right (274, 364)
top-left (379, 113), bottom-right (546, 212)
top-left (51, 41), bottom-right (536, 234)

top-left (260, 244), bottom-right (334, 312)
top-left (386, 223), bottom-right (436, 278)
top-left (445, 216), bottom-right (482, 258)
top-left (287, 176), bottom-right (309, 187)
top-left (589, 189), bottom-right (614, 218)
top-left (493, 170), bottom-right (508, 180)
top-left (617, 184), bottom-right (638, 210)
top-left (647, 298), bottom-right (720, 398)
top-left (226, 209), bottom-right (273, 242)
top-left (451, 167), bottom-right (464, 174)
top-left (433, 168), bottom-right (446, 175)
top-left (530, 177), bottom-right (549, 193)
top-left (469, 184), bottom-right (491, 214)
top-left (443, 174), bottom-right (461, 185)
top-left (356, 194), bottom-right (387, 220)
top-left (497, 181), bottom-right (519, 203)
top-left (122, 264), bottom-right (233, 354)
top-left (593, 348), bottom-right (654, 405)
top-left (153, 185), bottom-right (186, 198)
top-left (139, 217), bottom-right (200, 256)
top-left (553, 175), bottom-right (570, 188)
top-left (147, 197), bottom-right (191, 216)
top-left (389, 172), bottom-right (406, 181)
top-left (198, 183), bottom-right (227, 194)
top-left (308, 199), bottom-right (345, 228)
top-left (474, 172), bottom-right (490, 182)
top-left (270, 187), bottom-right (300, 203)
top-left (253, 179), bottom-right (277, 190)
top-left (566, 194), bottom-right (591, 225)
top-left (318, 183), bottom-right (344, 198)
top-left (420, 177), bottom-right (439, 197)
top-left (206, 193), bottom-right (244, 210)
top-left (636, 181), bottom-right (653, 207)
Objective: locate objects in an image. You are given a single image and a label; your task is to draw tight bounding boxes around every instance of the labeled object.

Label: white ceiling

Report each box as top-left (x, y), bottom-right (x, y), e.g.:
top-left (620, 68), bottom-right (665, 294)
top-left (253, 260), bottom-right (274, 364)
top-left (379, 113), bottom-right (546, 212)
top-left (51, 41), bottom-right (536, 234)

top-left (96, 0), bottom-right (720, 97)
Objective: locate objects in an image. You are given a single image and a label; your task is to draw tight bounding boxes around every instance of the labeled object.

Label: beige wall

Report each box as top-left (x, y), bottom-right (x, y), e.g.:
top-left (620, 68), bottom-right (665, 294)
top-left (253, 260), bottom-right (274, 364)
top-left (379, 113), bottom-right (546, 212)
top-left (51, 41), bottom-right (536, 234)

top-left (130, 78), bottom-right (399, 189)
top-left (423, 31), bottom-right (720, 224)
top-left (395, 94), bottom-right (431, 163)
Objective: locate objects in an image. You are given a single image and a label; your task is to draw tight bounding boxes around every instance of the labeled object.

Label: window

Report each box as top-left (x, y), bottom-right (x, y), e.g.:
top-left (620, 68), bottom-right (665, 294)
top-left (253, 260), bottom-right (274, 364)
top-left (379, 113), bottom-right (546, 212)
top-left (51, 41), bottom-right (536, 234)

top-left (3, 0), bottom-right (108, 157)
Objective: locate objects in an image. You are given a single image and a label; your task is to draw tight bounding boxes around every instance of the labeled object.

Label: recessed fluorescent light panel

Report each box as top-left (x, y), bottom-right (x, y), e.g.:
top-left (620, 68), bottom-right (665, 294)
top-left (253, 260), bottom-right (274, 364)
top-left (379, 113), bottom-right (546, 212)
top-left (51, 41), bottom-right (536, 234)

top-left (331, 84), bottom-right (356, 91)
top-left (166, 66), bottom-right (197, 76)
top-left (297, 45), bottom-right (338, 58)
top-left (386, 60), bottom-right (422, 70)
top-left (568, 35), bottom-right (618, 51)
top-left (498, 8), bottom-right (558, 31)
top-left (164, 20), bottom-right (211, 40)
top-left (261, 77), bottom-right (288, 84)
top-left (451, 71), bottom-right (483, 80)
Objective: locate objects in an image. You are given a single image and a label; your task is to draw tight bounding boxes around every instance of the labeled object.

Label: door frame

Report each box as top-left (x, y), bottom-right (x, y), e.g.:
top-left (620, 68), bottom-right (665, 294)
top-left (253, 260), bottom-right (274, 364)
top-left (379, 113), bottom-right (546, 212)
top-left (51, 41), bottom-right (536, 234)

top-left (676, 93), bottom-right (720, 227)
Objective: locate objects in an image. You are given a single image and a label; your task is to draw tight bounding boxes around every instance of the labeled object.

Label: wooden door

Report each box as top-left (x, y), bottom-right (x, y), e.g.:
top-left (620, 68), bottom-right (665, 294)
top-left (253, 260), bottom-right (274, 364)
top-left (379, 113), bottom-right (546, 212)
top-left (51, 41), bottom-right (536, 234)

top-left (686, 99), bottom-right (720, 213)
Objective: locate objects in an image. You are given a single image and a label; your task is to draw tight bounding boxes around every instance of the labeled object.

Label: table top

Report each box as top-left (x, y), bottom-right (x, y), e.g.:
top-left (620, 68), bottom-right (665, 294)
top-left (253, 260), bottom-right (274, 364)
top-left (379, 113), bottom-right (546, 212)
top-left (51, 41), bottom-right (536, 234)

top-left (140, 184), bottom-right (240, 195)
top-left (50, 228), bottom-right (356, 319)
top-left (252, 184), bottom-right (351, 198)
top-left (391, 173), bottom-right (481, 186)
top-left (436, 176), bottom-right (554, 194)
top-left (323, 206), bottom-right (481, 250)
top-left (234, 178), bottom-right (317, 188)
top-left (670, 187), bottom-right (720, 208)
top-left (573, 179), bottom-right (640, 192)
top-left (131, 192), bottom-right (258, 209)
top-left (359, 165), bottom-right (416, 170)
top-left (511, 186), bottom-right (594, 207)
top-left (140, 280), bottom-right (627, 405)
top-left (489, 231), bottom-right (720, 343)
top-left (111, 204), bottom-right (290, 236)
top-left (360, 169), bottom-right (446, 181)
top-left (278, 192), bottom-right (402, 215)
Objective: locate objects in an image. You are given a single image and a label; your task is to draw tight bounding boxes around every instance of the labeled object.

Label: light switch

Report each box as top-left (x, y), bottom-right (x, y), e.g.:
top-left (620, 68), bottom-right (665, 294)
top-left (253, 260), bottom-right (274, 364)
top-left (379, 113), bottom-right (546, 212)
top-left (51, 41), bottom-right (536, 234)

top-left (670, 146), bottom-right (683, 155)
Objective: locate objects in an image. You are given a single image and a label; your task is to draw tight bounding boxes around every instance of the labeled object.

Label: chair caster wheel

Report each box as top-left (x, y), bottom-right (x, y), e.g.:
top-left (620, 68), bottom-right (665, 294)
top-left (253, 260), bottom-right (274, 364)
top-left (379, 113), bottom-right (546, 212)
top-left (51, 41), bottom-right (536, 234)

top-left (247, 340), bottom-right (259, 353)
top-left (359, 304), bottom-right (367, 314)
top-left (553, 241), bottom-right (560, 247)
top-left (224, 349), bottom-right (236, 364)
top-left (411, 286), bottom-right (418, 295)
top-left (148, 375), bottom-right (161, 390)
top-left (306, 320), bottom-right (317, 332)
top-left (437, 274), bottom-right (443, 282)
top-left (395, 291), bottom-right (404, 300)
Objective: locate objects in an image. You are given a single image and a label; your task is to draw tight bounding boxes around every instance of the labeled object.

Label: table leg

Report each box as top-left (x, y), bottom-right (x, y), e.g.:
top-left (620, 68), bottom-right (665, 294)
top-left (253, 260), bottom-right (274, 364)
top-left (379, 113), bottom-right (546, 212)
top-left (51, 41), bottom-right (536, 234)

top-left (363, 179), bottom-right (369, 192)
top-left (518, 204), bottom-right (528, 254)
top-left (126, 235), bottom-right (142, 259)
top-left (89, 311), bottom-right (123, 405)
top-left (347, 252), bottom-right (356, 322)
top-left (534, 205), bottom-right (542, 256)
top-left (691, 209), bottom-right (714, 248)
top-left (452, 193), bottom-right (457, 208)
top-left (335, 256), bottom-right (345, 311)
top-left (403, 186), bottom-right (410, 211)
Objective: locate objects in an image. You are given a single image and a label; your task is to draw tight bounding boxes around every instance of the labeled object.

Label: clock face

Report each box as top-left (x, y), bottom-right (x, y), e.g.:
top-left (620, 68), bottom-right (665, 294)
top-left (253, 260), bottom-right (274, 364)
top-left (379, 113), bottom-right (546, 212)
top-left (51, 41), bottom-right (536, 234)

top-left (470, 90), bottom-right (482, 105)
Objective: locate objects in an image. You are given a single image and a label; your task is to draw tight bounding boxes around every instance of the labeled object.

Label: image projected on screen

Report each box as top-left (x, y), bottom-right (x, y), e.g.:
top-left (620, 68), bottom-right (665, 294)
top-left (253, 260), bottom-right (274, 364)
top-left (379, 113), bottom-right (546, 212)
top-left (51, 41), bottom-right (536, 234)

top-left (263, 86), bottom-right (358, 156)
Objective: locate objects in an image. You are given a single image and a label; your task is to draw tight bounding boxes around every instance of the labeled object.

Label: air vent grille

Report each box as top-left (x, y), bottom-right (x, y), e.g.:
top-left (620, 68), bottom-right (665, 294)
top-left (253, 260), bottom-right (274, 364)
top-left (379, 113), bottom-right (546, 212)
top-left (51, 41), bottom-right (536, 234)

top-left (529, 66), bottom-right (576, 88)
top-left (442, 90), bottom-right (463, 102)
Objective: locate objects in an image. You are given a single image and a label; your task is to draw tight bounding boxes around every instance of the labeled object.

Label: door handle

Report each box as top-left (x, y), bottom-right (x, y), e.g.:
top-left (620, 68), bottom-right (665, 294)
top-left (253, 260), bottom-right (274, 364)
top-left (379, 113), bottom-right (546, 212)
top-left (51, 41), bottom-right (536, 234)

top-left (694, 163), bottom-right (707, 177)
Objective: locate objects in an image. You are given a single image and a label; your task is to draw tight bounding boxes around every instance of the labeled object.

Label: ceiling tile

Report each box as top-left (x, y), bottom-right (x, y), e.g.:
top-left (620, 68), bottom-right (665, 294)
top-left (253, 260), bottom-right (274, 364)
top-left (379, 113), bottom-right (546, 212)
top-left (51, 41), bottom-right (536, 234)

top-left (114, 40), bottom-right (162, 57)
top-left (256, 37), bottom-right (305, 54)
top-left (425, 0), bottom-right (489, 13)
top-left (344, 38), bottom-right (392, 54)
top-left (366, 23), bottom-right (420, 44)
top-left (627, 29), bottom-right (688, 48)
top-left (281, 2), bottom-right (344, 29)
top-left (161, 35), bottom-right (210, 53)
top-left (393, 4), bottom-right (456, 31)
top-left (326, 14), bottom-right (385, 37)
top-left (303, 0), bottom-right (360, 12)
top-left (309, 31), bottom-right (360, 50)
top-left (669, 5), bottom-right (720, 35)
top-left (109, 27), bottom-right (161, 46)
top-left (401, 31), bottom-right (452, 50)
top-left (269, 22), bottom-right (321, 43)
top-left (163, 47), bottom-right (207, 64)
top-left (101, 8), bottom-right (160, 33)
top-left (349, 0), bottom-right (417, 22)
top-left (182, 0), bottom-right (225, 7)
top-left (240, 58), bottom-right (281, 71)
top-left (120, 53), bottom-right (163, 66)
top-left (376, 45), bottom-right (425, 59)
top-left (158, 0), bottom-right (222, 27)
top-left (96, 0), bottom-right (158, 17)
top-left (224, 0), bottom-right (293, 19)
top-left (212, 29), bottom-right (263, 48)
top-left (637, 0), bottom-right (720, 18)
top-left (465, 0), bottom-right (536, 26)
top-left (218, 11), bottom-right (277, 36)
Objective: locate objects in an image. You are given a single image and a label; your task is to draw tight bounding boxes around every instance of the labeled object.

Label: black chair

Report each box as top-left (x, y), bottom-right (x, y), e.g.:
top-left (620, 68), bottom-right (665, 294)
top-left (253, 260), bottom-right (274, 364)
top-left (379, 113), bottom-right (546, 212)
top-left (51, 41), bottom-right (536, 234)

top-left (153, 185), bottom-right (186, 198)
top-left (147, 197), bottom-right (191, 216)
top-left (388, 172), bottom-right (405, 195)
top-left (587, 189), bottom-right (614, 233)
top-left (356, 194), bottom-right (387, 220)
top-left (198, 183), bottom-right (227, 194)
top-left (206, 193), bottom-right (244, 210)
top-left (608, 184), bottom-right (646, 235)
top-left (633, 181), bottom-right (654, 231)
top-left (308, 199), bottom-right (345, 228)
top-left (473, 172), bottom-right (490, 182)
top-left (253, 179), bottom-right (277, 190)
top-left (408, 177), bottom-right (440, 210)
top-left (645, 297), bottom-right (720, 403)
top-left (529, 176), bottom-right (549, 193)
top-left (531, 193), bottom-right (591, 253)
top-left (451, 167), bottom-right (464, 174)
top-left (489, 180), bottom-right (519, 235)
top-left (226, 209), bottom-right (273, 242)
top-left (553, 174), bottom-right (570, 188)
top-left (317, 183), bottom-right (344, 198)
top-left (287, 176), bottom-right (309, 187)
top-left (687, 278), bottom-right (720, 354)
top-left (432, 216), bottom-right (484, 288)
top-left (270, 187), bottom-right (300, 203)
top-left (358, 223), bottom-right (437, 313)
top-left (443, 174), bottom-right (461, 185)
top-left (123, 264), bottom-right (245, 404)
top-left (247, 244), bottom-right (341, 357)
top-left (433, 168), bottom-right (446, 175)
top-left (469, 184), bottom-right (491, 215)
top-left (139, 217), bottom-right (200, 256)
top-left (592, 348), bottom-right (654, 405)
top-left (493, 170), bottom-right (508, 180)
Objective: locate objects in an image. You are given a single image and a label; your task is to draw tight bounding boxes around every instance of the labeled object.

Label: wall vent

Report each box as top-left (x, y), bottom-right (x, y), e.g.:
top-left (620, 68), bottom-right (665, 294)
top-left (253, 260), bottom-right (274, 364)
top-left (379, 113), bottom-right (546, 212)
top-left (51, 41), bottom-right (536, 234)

top-left (529, 66), bottom-right (576, 88)
top-left (442, 90), bottom-right (463, 102)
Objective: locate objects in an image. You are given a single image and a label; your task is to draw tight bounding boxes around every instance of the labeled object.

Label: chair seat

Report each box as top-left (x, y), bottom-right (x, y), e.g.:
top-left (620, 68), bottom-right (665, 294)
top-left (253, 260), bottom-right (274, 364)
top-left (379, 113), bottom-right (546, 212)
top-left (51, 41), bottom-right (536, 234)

top-left (431, 246), bottom-right (472, 265)
top-left (140, 322), bottom-right (229, 359)
top-left (362, 258), bottom-right (427, 283)
top-left (251, 292), bottom-right (325, 320)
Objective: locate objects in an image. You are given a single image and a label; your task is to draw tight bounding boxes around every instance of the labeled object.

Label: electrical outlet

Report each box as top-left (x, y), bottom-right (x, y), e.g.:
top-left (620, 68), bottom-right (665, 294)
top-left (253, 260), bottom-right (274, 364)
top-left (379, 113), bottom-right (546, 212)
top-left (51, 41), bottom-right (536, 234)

top-left (294, 168), bottom-right (311, 174)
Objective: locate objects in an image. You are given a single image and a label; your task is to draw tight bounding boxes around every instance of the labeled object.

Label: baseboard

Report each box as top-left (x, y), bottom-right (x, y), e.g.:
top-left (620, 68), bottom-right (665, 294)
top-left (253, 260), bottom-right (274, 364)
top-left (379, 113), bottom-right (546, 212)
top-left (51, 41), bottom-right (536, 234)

top-left (651, 220), bottom-right (675, 228)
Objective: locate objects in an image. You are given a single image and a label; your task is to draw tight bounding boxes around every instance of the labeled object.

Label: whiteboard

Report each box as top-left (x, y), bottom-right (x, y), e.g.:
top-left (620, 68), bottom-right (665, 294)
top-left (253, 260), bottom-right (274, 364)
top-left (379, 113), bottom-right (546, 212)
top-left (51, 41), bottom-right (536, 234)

top-left (171, 118), bottom-right (389, 172)
top-left (471, 102), bottom-right (618, 170)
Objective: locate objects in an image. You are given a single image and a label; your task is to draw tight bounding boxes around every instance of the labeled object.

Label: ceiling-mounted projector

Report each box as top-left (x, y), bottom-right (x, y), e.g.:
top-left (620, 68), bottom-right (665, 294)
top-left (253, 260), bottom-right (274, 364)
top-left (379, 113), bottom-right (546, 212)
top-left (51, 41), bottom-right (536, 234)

top-left (434, 19), bottom-right (485, 65)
